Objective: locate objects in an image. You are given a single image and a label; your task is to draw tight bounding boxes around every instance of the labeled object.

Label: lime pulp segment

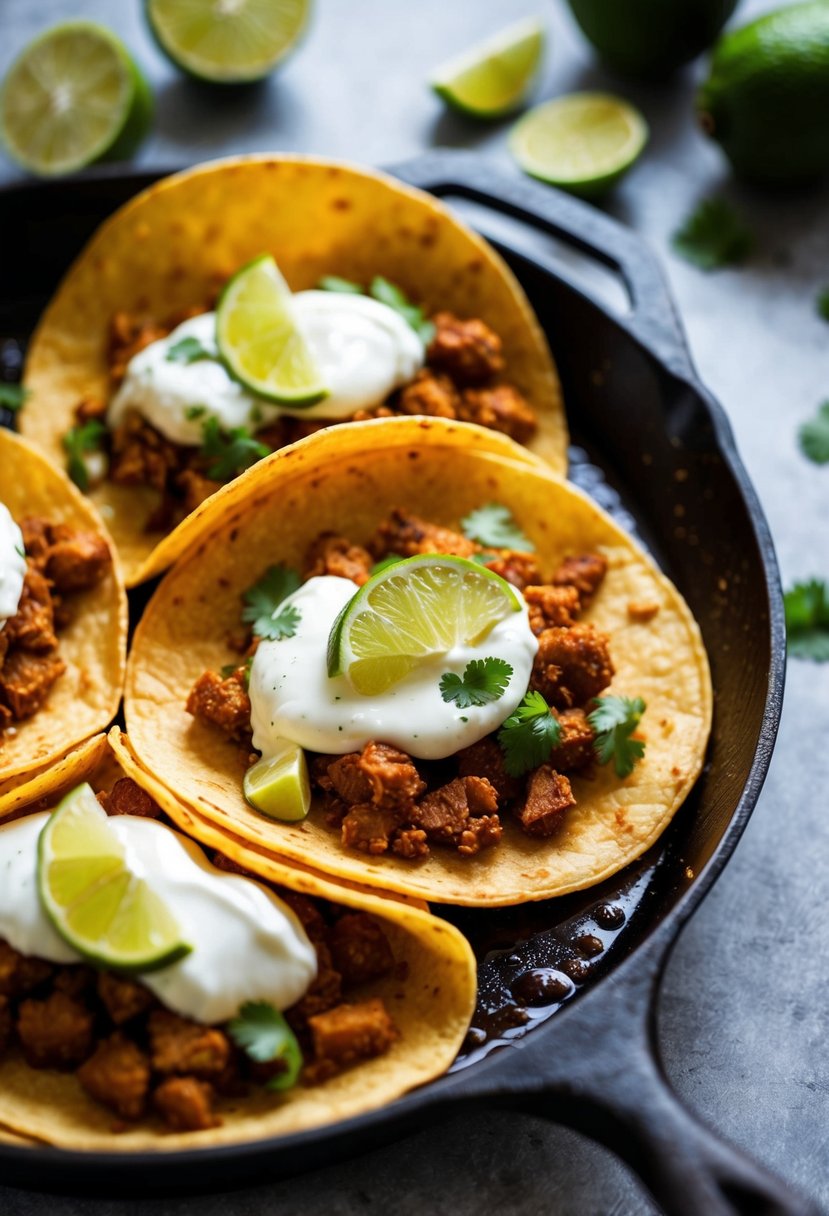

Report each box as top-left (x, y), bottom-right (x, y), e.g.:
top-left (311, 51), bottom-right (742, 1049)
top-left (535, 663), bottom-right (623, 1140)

top-left (243, 744), bottom-right (311, 822)
top-left (146, 0), bottom-right (310, 83)
top-left (431, 17), bottom-right (545, 118)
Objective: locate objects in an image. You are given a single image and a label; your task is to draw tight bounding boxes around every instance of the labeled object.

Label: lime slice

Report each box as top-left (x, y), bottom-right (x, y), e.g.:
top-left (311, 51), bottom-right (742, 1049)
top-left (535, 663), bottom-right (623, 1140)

top-left (0, 21), bottom-right (152, 178)
top-left (146, 0), bottom-right (310, 84)
top-left (510, 92), bottom-right (648, 196)
top-left (216, 254), bottom-right (327, 406)
top-left (37, 784), bottom-right (191, 973)
top-left (327, 554), bottom-right (521, 696)
top-left (243, 743), bottom-right (311, 822)
top-left (431, 17), bottom-right (546, 119)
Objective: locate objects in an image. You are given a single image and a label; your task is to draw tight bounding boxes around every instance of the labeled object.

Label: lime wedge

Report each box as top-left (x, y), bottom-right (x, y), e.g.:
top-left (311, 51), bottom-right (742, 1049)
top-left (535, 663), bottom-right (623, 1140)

top-left (327, 554), bottom-right (521, 696)
top-left (243, 743), bottom-right (311, 822)
top-left (146, 0), bottom-right (310, 84)
top-left (510, 92), bottom-right (648, 196)
top-left (0, 21), bottom-right (152, 178)
top-left (216, 254), bottom-right (327, 406)
top-left (431, 18), bottom-right (545, 119)
top-left (37, 784), bottom-right (191, 973)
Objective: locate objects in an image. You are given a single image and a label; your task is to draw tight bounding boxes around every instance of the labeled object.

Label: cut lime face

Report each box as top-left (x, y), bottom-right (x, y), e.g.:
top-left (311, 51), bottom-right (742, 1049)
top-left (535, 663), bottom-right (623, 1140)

top-left (510, 92), bottom-right (648, 196)
top-left (327, 554), bottom-right (521, 696)
top-left (37, 784), bottom-right (191, 973)
top-left (0, 21), bottom-right (152, 178)
top-left (243, 743), bottom-right (311, 822)
top-left (431, 17), bottom-right (546, 119)
top-left (216, 254), bottom-right (327, 406)
top-left (146, 0), bottom-right (310, 84)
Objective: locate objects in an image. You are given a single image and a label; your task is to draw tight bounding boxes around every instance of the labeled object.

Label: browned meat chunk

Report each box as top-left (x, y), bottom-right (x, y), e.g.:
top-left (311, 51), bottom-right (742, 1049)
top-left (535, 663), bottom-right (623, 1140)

top-left (176, 469), bottom-right (223, 515)
top-left (327, 742), bottom-right (425, 808)
top-left (552, 553), bottom-right (608, 603)
top-left (340, 804), bottom-right (404, 855)
top-left (515, 766), bottom-right (576, 837)
top-left (153, 1077), bottom-right (219, 1131)
top-left (329, 914), bottom-right (394, 985)
top-left (254, 418), bottom-right (293, 451)
top-left (372, 508), bottom-right (477, 559)
top-left (0, 629), bottom-right (8, 671)
top-left (148, 1010), bottom-right (230, 1077)
top-left (286, 941), bottom-right (342, 1027)
top-left (109, 313), bottom-right (169, 387)
top-left (186, 669), bottom-right (251, 741)
top-left (3, 567), bottom-right (58, 652)
top-left (525, 584), bottom-right (581, 634)
top-left (458, 815), bottom-right (503, 857)
top-left (43, 530), bottom-right (111, 593)
top-left (458, 385), bottom-right (538, 445)
top-left (18, 517), bottom-right (51, 562)
top-left (101, 777), bottom-right (162, 819)
top-left (77, 1034), bottom-right (151, 1121)
top-left (109, 413), bottom-right (181, 492)
top-left (97, 972), bottom-right (155, 1025)
top-left (551, 708), bottom-right (596, 772)
top-left (307, 998), bottom-right (397, 1080)
top-left (457, 736), bottom-right (523, 802)
top-left (427, 312), bottom-right (504, 385)
top-left (391, 828), bottom-right (430, 859)
top-left (397, 368), bottom-right (459, 418)
top-left (411, 776), bottom-right (500, 854)
top-left (0, 995), bottom-right (11, 1055)
top-left (530, 623), bottom-right (614, 710)
top-left (17, 991), bottom-right (94, 1068)
top-left (627, 600), bottom-right (660, 623)
top-left (0, 649), bottom-right (66, 720)
top-left (74, 396), bottom-right (108, 424)
top-left (0, 941), bottom-right (53, 997)
top-left (277, 889), bottom-right (329, 945)
top-left (53, 966), bottom-right (95, 998)
top-left (303, 533), bottom-right (373, 586)
top-left (484, 551), bottom-right (543, 591)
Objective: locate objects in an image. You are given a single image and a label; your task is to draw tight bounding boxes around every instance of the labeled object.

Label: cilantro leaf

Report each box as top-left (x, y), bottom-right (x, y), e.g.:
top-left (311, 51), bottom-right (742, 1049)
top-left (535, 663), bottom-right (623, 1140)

top-left (497, 690), bottom-right (561, 777)
top-left (588, 695), bottom-right (646, 778)
top-left (242, 564), bottom-right (301, 640)
top-left (461, 503), bottom-right (533, 552)
top-left (798, 402), bottom-right (829, 465)
top-left (439, 657), bottom-right (513, 709)
top-left (672, 199), bottom-right (753, 271)
top-left (227, 1001), bottom-right (303, 1092)
top-left (185, 404), bottom-right (207, 421)
top-left (318, 275), bottom-right (363, 294)
top-left (63, 420), bottom-right (107, 492)
top-left (785, 579), bottom-right (829, 661)
top-left (199, 417), bottom-right (270, 480)
top-left (369, 276), bottom-right (435, 344)
top-left (220, 656), bottom-right (253, 688)
top-left (0, 384), bottom-right (29, 412)
top-left (817, 288), bottom-right (829, 322)
top-left (167, 335), bottom-right (213, 364)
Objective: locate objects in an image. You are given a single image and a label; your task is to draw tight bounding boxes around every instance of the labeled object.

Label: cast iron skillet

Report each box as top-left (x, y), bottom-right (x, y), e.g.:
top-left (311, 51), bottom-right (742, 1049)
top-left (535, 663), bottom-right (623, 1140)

top-left (0, 151), bottom-right (813, 1215)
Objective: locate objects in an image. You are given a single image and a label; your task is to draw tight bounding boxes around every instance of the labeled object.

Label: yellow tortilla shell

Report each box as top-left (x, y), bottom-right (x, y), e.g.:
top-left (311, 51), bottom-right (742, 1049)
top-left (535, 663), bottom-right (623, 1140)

top-left (20, 153), bottom-right (565, 587)
top-left (0, 732), bottom-right (476, 1151)
top-left (0, 430), bottom-right (127, 790)
top-left (124, 417), bottom-right (712, 908)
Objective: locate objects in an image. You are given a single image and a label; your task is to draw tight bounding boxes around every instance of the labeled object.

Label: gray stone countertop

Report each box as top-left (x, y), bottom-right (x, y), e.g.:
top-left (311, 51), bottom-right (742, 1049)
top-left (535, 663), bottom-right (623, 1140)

top-left (1, 0), bottom-right (828, 1212)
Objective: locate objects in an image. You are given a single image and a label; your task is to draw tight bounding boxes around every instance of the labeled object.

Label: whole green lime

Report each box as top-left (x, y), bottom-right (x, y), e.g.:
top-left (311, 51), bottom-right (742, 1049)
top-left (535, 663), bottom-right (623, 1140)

top-left (698, 1), bottom-right (829, 184)
top-left (565, 0), bottom-right (739, 79)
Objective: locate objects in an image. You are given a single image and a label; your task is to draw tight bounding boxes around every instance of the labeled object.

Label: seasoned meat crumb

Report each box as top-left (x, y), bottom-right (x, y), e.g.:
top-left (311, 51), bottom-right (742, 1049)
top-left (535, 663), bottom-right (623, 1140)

top-left (524, 584), bottom-right (581, 633)
top-left (515, 766), bottom-right (576, 837)
top-left (186, 669), bottom-right (251, 741)
top-left (97, 972), bottom-right (155, 1025)
top-left (427, 312), bottom-right (505, 385)
top-left (148, 1010), bottom-right (230, 1077)
top-left (17, 991), bottom-right (94, 1069)
top-left (530, 623), bottom-right (614, 710)
top-left (458, 384), bottom-right (537, 445)
top-left (77, 1034), bottom-right (151, 1121)
top-left (329, 913), bottom-right (394, 985)
top-left (327, 742), bottom-right (425, 809)
top-left (307, 998), bottom-right (398, 1082)
top-left (303, 533), bottom-right (373, 586)
top-left (397, 368), bottom-right (459, 419)
top-left (153, 1076), bottom-right (220, 1132)
top-left (371, 508), bottom-right (477, 560)
top-left (101, 777), bottom-right (163, 819)
top-left (552, 554), bottom-right (608, 603)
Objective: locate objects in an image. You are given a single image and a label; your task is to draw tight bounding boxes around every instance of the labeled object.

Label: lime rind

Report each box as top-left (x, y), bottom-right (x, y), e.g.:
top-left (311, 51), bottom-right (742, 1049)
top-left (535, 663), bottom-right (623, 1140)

top-left (431, 17), bottom-right (545, 118)
top-left (243, 745), bottom-right (311, 822)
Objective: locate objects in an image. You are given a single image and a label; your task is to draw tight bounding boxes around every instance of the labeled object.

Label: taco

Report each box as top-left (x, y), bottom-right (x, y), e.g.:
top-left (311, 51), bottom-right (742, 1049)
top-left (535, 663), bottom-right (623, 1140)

top-left (0, 429), bottom-right (126, 811)
top-left (19, 154), bottom-right (565, 587)
top-left (123, 417), bottom-right (712, 908)
top-left (0, 731), bottom-right (475, 1149)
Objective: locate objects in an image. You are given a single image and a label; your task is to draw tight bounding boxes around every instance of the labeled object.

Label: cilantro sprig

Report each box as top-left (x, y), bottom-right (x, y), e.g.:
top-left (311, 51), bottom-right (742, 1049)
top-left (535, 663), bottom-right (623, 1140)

top-left (242, 564), bottom-right (301, 640)
top-left (440, 657), bottom-right (513, 709)
top-left (318, 274), bottom-right (435, 343)
top-left (461, 503), bottom-right (533, 552)
top-left (798, 402), bottom-right (829, 465)
top-left (199, 417), bottom-right (270, 480)
top-left (497, 691), bottom-right (561, 777)
top-left (227, 1001), bottom-right (303, 1092)
top-left (166, 335), bottom-right (214, 365)
top-left (672, 198), bottom-right (753, 271)
top-left (0, 384), bottom-right (29, 412)
top-left (816, 288), bottom-right (829, 323)
top-left (63, 420), bottom-right (107, 492)
top-left (318, 275), bottom-right (363, 295)
top-left (588, 696), bottom-right (646, 778)
top-left (784, 579), bottom-right (829, 661)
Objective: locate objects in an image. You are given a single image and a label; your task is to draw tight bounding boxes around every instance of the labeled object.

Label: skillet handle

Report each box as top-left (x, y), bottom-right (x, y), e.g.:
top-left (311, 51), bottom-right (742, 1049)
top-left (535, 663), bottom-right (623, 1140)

top-left (390, 150), bottom-right (696, 381)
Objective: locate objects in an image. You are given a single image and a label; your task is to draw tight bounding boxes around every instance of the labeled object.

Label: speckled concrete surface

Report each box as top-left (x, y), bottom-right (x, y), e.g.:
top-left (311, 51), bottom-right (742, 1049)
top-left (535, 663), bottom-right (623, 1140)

top-left (0, 1), bottom-right (827, 1212)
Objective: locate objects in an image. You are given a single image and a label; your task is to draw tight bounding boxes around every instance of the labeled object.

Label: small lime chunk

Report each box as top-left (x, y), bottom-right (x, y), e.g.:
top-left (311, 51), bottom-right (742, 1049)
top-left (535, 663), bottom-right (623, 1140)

top-left (431, 17), bottom-right (545, 119)
top-left (243, 744), bottom-right (311, 822)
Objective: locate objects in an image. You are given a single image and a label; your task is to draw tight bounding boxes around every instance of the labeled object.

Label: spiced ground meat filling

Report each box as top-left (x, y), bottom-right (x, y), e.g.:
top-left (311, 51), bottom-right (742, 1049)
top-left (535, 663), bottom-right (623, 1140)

top-left (0, 781), bottom-right (399, 1133)
top-left (0, 516), bottom-right (111, 733)
top-left (187, 509), bottom-right (617, 861)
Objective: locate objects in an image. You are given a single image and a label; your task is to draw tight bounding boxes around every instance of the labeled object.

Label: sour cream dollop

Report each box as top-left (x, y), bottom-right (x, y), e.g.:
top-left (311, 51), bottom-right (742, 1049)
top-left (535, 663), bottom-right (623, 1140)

top-left (0, 813), bottom-right (317, 1024)
top-left (249, 576), bottom-right (539, 762)
top-left (0, 502), bottom-right (26, 631)
top-left (108, 293), bottom-right (425, 445)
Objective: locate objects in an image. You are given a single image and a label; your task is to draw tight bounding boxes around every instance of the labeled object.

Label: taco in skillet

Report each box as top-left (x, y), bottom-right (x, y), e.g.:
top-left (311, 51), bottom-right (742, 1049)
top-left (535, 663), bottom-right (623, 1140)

top-left (0, 429), bottom-right (126, 813)
top-left (19, 154), bottom-right (565, 587)
top-left (123, 418), bottom-right (712, 908)
top-left (0, 731), bottom-right (475, 1149)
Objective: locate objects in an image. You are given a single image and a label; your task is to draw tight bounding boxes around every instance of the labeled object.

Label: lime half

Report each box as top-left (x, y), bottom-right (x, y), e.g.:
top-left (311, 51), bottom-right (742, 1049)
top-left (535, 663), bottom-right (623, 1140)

top-left (146, 0), bottom-right (310, 84)
top-left (327, 554), bottom-right (521, 696)
top-left (216, 254), bottom-right (327, 406)
top-left (244, 744), bottom-right (311, 822)
top-left (37, 784), bottom-right (191, 973)
top-left (510, 92), bottom-right (648, 196)
top-left (431, 17), bottom-right (545, 119)
top-left (0, 21), bottom-right (152, 178)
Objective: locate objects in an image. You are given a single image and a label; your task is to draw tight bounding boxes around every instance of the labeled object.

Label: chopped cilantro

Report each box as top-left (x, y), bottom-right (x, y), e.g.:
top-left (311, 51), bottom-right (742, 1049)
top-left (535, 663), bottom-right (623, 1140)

top-left (497, 690), bottom-right (561, 777)
top-left (798, 402), bottom-right (829, 465)
top-left (0, 384), bottom-right (29, 412)
top-left (220, 656), bottom-right (253, 688)
top-left (318, 275), bottom-right (363, 294)
top-left (588, 696), bottom-right (646, 778)
top-left (63, 420), bottom-right (107, 492)
top-left (199, 417), bottom-right (270, 480)
top-left (784, 579), bottom-right (829, 661)
top-left (166, 335), bottom-right (213, 364)
top-left (14, 543), bottom-right (25, 559)
top-left (439, 657), bottom-right (513, 709)
top-left (369, 276), bottom-right (435, 344)
top-left (227, 1001), bottom-right (303, 1092)
top-left (185, 404), bottom-right (207, 421)
top-left (461, 503), bottom-right (533, 552)
top-left (371, 553), bottom-right (405, 574)
top-left (817, 288), bottom-right (829, 322)
top-left (242, 564), bottom-right (301, 640)
top-left (671, 198), bottom-right (753, 271)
